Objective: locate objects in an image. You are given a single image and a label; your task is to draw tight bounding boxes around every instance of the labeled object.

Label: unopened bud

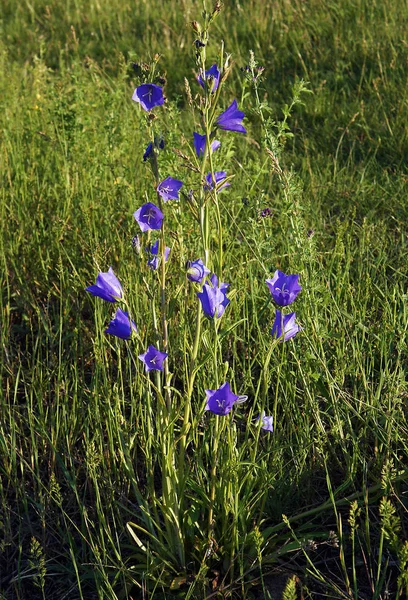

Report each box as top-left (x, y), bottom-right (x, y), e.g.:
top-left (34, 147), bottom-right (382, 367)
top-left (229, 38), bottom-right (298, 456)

top-left (223, 361), bottom-right (229, 378)
top-left (213, 1), bottom-right (223, 15)
top-left (191, 20), bottom-right (201, 33)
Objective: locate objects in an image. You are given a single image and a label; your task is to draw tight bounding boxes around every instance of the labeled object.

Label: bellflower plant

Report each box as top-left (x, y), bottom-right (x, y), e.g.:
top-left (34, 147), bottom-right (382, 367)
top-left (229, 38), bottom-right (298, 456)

top-left (81, 8), bottom-right (312, 592)
top-left (197, 63), bottom-right (220, 92)
top-left (216, 99), bottom-right (246, 134)
top-left (86, 267), bottom-right (123, 302)
top-left (187, 259), bottom-right (210, 284)
top-left (157, 176), bottom-right (183, 202)
top-left (205, 382), bottom-right (239, 416)
top-left (193, 132), bottom-right (221, 157)
top-left (271, 310), bottom-right (301, 342)
top-left (132, 84), bottom-right (164, 112)
top-left (204, 171), bottom-right (230, 192)
top-left (105, 308), bottom-right (137, 340)
top-left (197, 274), bottom-right (230, 319)
top-left (134, 202), bottom-right (164, 232)
top-left (138, 345), bottom-right (168, 372)
top-left (266, 270), bottom-right (302, 306)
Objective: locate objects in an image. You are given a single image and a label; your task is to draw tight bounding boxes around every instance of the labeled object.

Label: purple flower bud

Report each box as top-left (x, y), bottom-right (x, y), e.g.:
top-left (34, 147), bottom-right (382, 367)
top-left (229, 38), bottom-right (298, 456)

top-left (266, 270), bottom-right (302, 306)
top-left (143, 137), bottom-right (165, 161)
top-left (132, 84), bottom-right (164, 112)
top-left (216, 99), bottom-right (246, 134)
top-left (138, 345), bottom-right (168, 372)
top-left (133, 202), bottom-right (164, 232)
top-left (105, 308), bottom-right (137, 340)
top-left (205, 382), bottom-right (239, 416)
top-left (143, 142), bottom-right (153, 161)
top-left (86, 267), bottom-right (123, 302)
top-left (157, 176), bottom-right (183, 202)
top-left (271, 310), bottom-right (301, 342)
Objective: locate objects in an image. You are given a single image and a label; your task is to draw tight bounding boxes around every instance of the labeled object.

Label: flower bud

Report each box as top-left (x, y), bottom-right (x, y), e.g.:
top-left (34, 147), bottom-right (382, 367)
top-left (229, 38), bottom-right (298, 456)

top-left (212, 1), bottom-right (223, 16)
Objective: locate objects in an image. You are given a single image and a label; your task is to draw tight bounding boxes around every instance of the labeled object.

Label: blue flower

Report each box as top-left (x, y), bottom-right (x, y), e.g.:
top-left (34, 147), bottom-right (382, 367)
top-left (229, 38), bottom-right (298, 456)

top-left (146, 240), bottom-right (171, 270)
top-left (266, 270), bottom-right (302, 306)
top-left (143, 137), bottom-right (165, 161)
top-left (143, 142), bottom-right (153, 161)
top-left (134, 203), bottom-right (164, 232)
top-left (205, 382), bottom-right (239, 416)
top-left (197, 64), bottom-right (221, 92)
top-left (187, 259), bottom-right (210, 284)
top-left (132, 84), bottom-right (164, 112)
top-left (105, 308), bottom-right (137, 339)
top-left (271, 310), bottom-right (301, 342)
top-left (197, 274), bottom-right (230, 318)
top-left (86, 267), bottom-right (123, 302)
top-left (193, 132), bottom-right (221, 157)
top-left (138, 345), bottom-right (168, 372)
top-left (157, 176), bottom-right (183, 202)
top-left (216, 99), bottom-right (246, 134)
top-left (204, 171), bottom-right (230, 192)
top-left (256, 411), bottom-right (274, 433)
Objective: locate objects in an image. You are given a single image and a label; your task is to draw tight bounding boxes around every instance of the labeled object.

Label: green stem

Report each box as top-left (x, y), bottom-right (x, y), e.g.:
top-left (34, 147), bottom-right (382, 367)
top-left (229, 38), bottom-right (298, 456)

top-left (208, 415), bottom-right (222, 538)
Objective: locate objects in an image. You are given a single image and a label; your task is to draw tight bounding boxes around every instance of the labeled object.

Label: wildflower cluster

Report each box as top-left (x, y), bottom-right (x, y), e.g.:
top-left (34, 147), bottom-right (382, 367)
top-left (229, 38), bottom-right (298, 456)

top-left (86, 38), bottom-right (304, 426)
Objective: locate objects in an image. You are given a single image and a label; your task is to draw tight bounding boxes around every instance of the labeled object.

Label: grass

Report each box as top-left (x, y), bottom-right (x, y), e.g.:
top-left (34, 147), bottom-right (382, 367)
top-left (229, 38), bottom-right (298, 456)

top-left (1, 0), bottom-right (408, 598)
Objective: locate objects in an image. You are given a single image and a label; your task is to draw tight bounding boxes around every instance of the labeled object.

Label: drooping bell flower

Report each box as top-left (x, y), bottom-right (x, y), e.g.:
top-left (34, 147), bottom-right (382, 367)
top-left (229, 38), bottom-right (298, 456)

top-left (86, 267), bottom-right (123, 303)
top-left (105, 308), bottom-right (137, 340)
top-left (271, 310), bottom-right (301, 342)
top-left (216, 99), bottom-right (246, 134)
top-left (197, 274), bottom-right (230, 319)
top-left (143, 137), bottom-right (165, 161)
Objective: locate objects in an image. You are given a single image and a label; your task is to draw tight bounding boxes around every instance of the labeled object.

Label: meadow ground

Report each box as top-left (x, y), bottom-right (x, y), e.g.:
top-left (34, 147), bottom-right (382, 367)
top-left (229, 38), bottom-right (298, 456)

top-left (1, 0), bottom-right (408, 598)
